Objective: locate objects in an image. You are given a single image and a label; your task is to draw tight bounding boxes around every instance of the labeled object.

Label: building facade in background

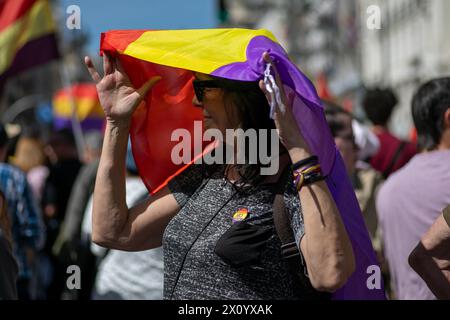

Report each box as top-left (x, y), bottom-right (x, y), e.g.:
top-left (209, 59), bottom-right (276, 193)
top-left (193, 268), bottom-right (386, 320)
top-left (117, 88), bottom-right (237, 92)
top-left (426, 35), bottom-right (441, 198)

top-left (358, 0), bottom-right (450, 137)
top-left (224, 0), bottom-right (450, 138)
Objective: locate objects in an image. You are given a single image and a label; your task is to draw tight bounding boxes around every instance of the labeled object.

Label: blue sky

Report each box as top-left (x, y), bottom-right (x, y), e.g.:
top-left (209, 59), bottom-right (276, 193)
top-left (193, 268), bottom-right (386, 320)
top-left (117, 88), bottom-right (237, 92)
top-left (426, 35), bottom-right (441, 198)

top-left (59, 0), bottom-right (219, 55)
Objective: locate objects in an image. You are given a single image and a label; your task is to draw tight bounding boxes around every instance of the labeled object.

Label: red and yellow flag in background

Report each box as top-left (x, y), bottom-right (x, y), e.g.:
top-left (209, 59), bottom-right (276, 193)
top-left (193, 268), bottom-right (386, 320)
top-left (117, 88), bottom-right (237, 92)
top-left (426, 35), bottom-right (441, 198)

top-left (0, 0), bottom-right (59, 90)
top-left (52, 83), bottom-right (104, 132)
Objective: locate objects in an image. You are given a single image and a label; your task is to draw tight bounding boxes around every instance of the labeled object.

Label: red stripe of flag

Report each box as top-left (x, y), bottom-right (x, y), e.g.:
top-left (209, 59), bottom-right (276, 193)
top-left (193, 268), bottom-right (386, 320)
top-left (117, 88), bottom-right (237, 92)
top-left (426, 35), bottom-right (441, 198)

top-left (56, 83), bottom-right (99, 100)
top-left (0, 0), bottom-right (37, 32)
top-left (100, 30), bottom-right (146, 55)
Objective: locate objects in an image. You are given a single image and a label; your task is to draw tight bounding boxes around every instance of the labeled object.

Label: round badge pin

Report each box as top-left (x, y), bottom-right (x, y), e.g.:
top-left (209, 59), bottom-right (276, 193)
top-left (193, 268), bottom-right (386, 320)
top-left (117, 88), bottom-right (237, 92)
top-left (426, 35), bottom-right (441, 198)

top-left (232, 208), bottom-right (248, 224)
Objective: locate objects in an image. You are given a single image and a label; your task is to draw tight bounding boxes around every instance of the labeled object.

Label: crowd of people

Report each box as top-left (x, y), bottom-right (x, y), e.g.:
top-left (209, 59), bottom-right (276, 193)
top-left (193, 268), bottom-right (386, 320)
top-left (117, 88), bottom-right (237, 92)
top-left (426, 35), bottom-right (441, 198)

top-left (0, 122), bottom-right (165, 300)
top-left (1, 54), bottom-right (450, 300)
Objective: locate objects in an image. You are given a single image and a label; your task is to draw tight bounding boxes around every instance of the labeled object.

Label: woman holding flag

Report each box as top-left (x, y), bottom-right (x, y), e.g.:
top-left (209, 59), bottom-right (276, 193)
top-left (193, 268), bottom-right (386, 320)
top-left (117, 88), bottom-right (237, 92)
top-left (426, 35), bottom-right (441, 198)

top-left (84, 29), bottom-right (382, 300)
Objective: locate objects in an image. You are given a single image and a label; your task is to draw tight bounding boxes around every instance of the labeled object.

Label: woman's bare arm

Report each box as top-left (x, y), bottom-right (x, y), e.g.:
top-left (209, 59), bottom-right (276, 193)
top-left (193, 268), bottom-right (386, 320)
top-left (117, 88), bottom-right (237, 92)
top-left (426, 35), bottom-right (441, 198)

top-left (91, 121), bottom-right (180, 251)
top-left (85, 54), bottom-right (178, 251)
top-left (290, 148), bottom-right (355, 293)
top-left (259, 52), bottom-right (355, 292)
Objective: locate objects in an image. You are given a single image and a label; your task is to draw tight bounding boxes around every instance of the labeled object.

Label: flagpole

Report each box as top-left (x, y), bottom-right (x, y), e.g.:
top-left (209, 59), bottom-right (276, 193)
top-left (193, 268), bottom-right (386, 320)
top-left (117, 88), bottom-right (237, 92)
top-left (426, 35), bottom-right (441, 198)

top-left (61, 64), bottom-right (86, 161)
top-left (54, 3), bottom-right (86, 161)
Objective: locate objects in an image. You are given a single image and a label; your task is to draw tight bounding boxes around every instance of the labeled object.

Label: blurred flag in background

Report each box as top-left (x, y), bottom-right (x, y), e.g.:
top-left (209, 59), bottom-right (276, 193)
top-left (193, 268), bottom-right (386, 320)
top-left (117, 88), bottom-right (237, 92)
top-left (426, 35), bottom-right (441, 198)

top-left (0, 0), bottom-right (59, 91)
top-left (52, 83), bottom-right (104, 132)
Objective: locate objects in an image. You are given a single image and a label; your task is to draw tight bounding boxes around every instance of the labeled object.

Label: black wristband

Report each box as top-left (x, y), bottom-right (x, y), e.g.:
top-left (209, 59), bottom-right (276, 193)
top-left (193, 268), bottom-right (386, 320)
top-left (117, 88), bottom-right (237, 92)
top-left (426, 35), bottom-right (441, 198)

top-left (303, 172), bottom-right (326, 186)
top-left (291, 156), bottom-right (319, 171)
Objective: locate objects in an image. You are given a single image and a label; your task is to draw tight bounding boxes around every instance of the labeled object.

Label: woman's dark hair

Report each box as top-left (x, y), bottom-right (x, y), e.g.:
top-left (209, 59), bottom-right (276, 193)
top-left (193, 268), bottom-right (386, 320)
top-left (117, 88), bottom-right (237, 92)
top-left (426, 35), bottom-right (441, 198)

top-left (362, 88), bottom-right (398, 126)
top-left (412, 77), bottom-right (450, 151)
top-left (206, 77), bottom-right (283, 192)
top-left (0, 124), bottom-right (8, 150)
top-left (323, 101), bottom-right (353, 138)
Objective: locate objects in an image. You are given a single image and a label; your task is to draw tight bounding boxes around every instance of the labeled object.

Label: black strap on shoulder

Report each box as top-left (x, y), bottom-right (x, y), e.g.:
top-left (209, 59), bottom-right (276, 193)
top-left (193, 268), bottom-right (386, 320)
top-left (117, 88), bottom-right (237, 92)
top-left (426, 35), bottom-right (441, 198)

top-left (272, 166), bottom-right (297, 255)
top-left (383, 141), bottom-right (407, 179)
top-left (271, 165), bottom-right (330, 299)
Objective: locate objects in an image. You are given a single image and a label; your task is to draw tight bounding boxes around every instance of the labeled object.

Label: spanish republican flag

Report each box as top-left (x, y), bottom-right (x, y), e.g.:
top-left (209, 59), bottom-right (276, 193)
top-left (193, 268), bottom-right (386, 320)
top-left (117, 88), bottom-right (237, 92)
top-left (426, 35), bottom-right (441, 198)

top-left (100, 29), bottom-right (386, 300)
top-left (52, 83), bottom-right (104, 132)
top-left (0, 0), bottom-right (59, 90)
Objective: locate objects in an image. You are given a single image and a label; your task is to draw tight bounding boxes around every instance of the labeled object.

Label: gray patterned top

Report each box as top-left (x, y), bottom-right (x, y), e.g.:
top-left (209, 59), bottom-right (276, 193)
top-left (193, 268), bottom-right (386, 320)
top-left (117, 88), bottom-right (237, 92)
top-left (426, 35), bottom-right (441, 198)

top-left (164, 164), bottom-right (311, 300)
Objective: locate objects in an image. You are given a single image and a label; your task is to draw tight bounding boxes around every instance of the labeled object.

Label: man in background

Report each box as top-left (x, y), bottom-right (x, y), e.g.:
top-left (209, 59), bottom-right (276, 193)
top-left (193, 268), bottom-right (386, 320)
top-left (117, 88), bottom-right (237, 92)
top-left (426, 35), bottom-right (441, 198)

top-left (376, 78), bottom-right (450, 299)
top-left (0, 124), bottom-right (45, 299)
top-left (362, 88), bottom-right (416, 178)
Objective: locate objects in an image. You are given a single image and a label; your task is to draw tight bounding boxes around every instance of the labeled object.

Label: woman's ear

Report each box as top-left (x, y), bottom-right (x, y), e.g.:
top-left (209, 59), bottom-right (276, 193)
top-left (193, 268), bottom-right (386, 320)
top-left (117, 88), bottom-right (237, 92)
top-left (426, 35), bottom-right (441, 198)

top-left (444, 108), bottom-right (450, 129)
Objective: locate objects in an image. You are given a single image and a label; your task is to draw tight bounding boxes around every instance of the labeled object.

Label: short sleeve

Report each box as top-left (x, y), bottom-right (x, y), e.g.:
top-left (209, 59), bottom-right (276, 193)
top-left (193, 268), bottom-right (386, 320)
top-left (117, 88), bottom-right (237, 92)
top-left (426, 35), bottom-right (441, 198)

top-left (443, 205), bottom-right (450, 228)
top-left (167, 164), bottom-right (205, 207)
top-left (284, 188), bottom-right (305, 249)
top-left (282, 180), bottom-right (308, 277)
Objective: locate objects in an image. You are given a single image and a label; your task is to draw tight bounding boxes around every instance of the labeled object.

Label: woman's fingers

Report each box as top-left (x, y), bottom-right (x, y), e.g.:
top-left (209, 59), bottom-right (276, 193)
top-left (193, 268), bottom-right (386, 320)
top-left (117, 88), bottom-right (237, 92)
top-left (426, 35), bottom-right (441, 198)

top-left (136, 76), bottom-right (162, 100)
top-left (103, 52), bottom-right (113, 76)
top-left (287, 89), bottom-right (296, 107)
top-left (262, 52), bottom-right (287, 101)
top-left (259, 80), bottom-right (271, 103)
top-left (114, 55), bottom-right (126, 74)
top-left (262, 51), bottom-right (272, 64)
top-left (113, 56), bottom-right (133, 83)
top-left (84, 56), bottom-right (101, 83)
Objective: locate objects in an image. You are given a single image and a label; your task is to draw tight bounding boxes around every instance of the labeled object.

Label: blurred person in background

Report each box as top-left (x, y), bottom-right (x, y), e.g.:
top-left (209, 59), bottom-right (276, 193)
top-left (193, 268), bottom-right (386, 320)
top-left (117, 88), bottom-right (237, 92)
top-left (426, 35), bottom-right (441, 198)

top-left (10, 128), bottom-right (51, 299)
top-left (11, 128), bottom-right (49, 205)
top-left (323, 102), bottom-right (391, 297)
top-left (12, 135), bottom-right (46, 172)
top-left (376, 78), bottom-right (450, 300)
top-left (82, 130), bottom-right (103, 164)
top-left (52, 130), bottom-right (103, 300)
top-left (324, 103), bottom-right (384, 247)
top-left (352, 118), bottom-right (380, 164)
top-left (81, 141), bottom-right (163, 300)
top-left (0, 190), bottom-right (18, 300)
top-left (0, 124), bottom-right (45, 299)
top-left (322, 100), bottom-right (380, 165)
top-left (41, 128), bottom-right (82, 299)
top-left (362, 88), bottom-right (417, 178)
top-left (409, 204), bottom-right (450, 299)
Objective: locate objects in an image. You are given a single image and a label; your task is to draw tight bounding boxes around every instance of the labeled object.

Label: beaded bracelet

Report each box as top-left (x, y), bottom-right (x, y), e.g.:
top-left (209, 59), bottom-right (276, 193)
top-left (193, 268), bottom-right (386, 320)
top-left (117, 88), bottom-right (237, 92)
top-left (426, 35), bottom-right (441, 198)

top-left (293, 163), bottom-right (325, 192)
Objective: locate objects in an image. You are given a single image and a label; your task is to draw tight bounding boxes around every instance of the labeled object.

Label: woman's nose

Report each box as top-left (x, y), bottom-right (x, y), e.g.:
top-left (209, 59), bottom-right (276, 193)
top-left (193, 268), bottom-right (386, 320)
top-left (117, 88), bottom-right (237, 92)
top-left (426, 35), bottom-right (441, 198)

top-left (192, 95), bottom-right (203, 108)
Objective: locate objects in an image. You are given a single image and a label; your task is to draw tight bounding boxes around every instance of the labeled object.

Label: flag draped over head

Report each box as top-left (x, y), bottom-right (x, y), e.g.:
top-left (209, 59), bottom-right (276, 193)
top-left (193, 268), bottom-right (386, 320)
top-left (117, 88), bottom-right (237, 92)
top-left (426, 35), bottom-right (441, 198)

top-left (52, 83), bottom-right (104, 132)
top-left (100, 28), bottom-right (386, 300)
top-left (0, 0), bottom-right (59, 91)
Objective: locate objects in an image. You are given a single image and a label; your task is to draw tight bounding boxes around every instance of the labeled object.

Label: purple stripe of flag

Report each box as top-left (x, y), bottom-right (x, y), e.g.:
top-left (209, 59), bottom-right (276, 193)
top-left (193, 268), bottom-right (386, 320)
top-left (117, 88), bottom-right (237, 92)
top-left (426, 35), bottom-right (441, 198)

top-left (0, 33), bottom-right (59, 91)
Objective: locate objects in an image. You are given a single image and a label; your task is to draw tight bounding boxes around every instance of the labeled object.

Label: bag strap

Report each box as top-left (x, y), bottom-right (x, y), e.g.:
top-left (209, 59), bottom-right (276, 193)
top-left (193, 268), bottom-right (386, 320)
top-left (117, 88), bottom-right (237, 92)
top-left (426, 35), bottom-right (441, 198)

top-left (271, 164), bottom-right (331, 299)
top-left (383, 141), bottom-right (407, 179)
top-left (272, 166), bottom-right (298, 256)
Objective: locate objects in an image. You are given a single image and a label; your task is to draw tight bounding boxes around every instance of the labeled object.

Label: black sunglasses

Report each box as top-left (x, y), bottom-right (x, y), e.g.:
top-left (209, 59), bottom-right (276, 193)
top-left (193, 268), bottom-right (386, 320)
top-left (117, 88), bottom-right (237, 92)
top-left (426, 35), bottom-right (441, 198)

top-left (192, 80), bottom-right (223, 102)
top-left (193, 79), bottom-right (260, 102)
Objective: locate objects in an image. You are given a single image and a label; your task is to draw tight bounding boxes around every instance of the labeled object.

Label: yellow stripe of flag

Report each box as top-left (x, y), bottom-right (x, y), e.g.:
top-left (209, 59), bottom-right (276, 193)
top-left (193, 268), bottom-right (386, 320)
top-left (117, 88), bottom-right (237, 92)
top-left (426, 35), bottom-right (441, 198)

top-left (53, 97), bottom-right (104, 120)
top-left (123, 29), bottom-right (277, 75)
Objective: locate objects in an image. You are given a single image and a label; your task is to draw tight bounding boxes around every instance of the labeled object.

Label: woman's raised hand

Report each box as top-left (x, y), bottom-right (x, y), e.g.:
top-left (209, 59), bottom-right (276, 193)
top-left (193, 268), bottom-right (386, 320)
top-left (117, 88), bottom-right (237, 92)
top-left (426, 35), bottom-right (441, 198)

top-left (258, 52), bottom-right (309, 152)
top-left (84, 53), bottom-right (161, 126)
